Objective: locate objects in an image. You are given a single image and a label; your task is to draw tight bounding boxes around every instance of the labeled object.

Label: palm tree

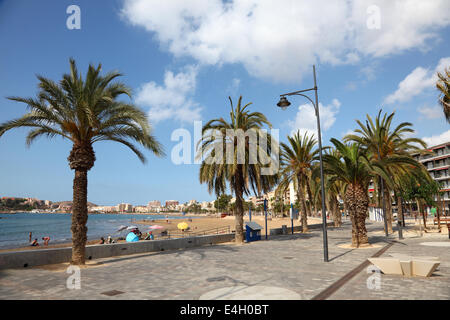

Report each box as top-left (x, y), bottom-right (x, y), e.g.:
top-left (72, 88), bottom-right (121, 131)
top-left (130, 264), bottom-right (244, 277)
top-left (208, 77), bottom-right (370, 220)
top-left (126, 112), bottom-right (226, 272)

top-left (436, 67), bottom-right (450, 123)
top-left (308, 166), bottom-right (323, 217)
top-left (316, 147), bottom-right (345, 227)
top-left (0, 59), bottom-right (164, 264)
top-left (277, 132), bottom-right (318, 232)
top-left (398, 167), bottom-right (440, 231)
top-left (197, 96), bottom-right (278, 243)
top-left (323, 139), bottom-right (382, 247)
top-left (345, 110), bottom-right (426, 233)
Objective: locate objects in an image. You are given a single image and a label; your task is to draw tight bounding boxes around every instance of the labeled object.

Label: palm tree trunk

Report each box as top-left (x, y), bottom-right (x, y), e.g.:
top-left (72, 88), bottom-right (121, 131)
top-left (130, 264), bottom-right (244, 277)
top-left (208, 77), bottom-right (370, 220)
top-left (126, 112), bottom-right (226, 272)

top-left (409, 203), bottom-right (414, 220)
top-left (397, 195), bottom-right (404, 227)
top-left (71, 169), bottom-right (88, 265)
top-left (333, 196), bottom-right (342, 227)
top-left (421, 202), bottom-right (427, 230)
top-left (297, 178), bottom-right (308, 232)
top-left (306, 181), bottom-right (313, 217)
top-left (348, 197), bottom-right (359, 247)
top-left (384, 186), bottom-right (393, 233)
top-left (416, 199), bottom-right (424, 235)
top-left (346, 183), bottom-right (369, 247)
top-left (234, 167), bottom-right (245, 244)
top-left (343, 200), bottom-right (349, 220)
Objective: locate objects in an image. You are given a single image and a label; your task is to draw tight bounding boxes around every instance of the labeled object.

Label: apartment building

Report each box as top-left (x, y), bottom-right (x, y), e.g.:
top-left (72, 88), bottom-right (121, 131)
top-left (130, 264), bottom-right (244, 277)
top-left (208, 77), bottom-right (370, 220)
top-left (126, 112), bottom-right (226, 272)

top-left (117, 203), bottom-right (133, 213)
top-left (412, 141), bottom-right (450, 214)
top-left (147, 200), bottom-right (161, 207)
top-left (134, 205), bottom-right (148, 213)
top-left (165, 200), bottom-right (179, 209)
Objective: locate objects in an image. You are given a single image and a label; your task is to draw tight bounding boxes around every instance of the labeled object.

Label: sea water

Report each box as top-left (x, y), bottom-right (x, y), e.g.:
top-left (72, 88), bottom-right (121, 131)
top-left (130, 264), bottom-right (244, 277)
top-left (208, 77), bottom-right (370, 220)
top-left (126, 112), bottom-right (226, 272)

top-left (0, 212), bottom-right (189, 249)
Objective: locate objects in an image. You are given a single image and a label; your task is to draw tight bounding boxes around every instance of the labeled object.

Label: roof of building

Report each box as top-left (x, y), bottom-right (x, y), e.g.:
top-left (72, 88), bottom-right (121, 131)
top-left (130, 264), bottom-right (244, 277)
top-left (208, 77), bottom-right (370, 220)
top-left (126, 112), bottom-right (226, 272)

top-left (245, 221), bottom-right (263, 230)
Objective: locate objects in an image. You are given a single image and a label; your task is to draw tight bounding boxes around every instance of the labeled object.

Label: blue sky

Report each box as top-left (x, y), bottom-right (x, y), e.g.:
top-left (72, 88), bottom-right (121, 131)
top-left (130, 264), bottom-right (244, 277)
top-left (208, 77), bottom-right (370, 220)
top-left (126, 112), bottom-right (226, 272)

top-left (0, 0), bottom-right (449, 206)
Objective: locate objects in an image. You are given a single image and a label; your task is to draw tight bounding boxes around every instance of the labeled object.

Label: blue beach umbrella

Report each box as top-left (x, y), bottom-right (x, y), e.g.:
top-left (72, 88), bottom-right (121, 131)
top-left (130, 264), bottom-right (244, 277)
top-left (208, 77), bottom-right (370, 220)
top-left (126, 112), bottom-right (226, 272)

top-left (126, 232), bottom-right (139, 242)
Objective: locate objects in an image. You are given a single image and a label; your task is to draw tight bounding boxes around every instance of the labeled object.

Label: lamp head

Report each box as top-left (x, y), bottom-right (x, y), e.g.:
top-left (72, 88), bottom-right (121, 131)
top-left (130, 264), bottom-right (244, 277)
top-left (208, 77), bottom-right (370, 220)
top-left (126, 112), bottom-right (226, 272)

top-left (277, 96), bottom-right (291, 110)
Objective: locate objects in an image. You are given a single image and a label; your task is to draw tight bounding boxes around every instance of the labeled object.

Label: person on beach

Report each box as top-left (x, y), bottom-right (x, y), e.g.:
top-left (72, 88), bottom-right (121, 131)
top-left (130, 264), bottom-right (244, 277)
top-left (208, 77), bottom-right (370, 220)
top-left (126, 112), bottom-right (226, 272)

top-left (42, 237), bottom-right (50, 246)
top-left (107, 236), bottom-right (112, 244)
top-left (30, 239), bottom-right (39, 246)
top-left (144, 232), bottom-right (153, 240)
top-left (29, 232), bottom-right (32, 243)
top-left (99, 237), bottom-right (105, 244)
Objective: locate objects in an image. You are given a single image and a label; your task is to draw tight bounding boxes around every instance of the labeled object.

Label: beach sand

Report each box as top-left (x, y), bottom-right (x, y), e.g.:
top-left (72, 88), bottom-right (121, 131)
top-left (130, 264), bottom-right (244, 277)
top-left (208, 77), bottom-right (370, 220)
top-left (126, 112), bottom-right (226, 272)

top-left (0, 215), bottom-right (322, 253)
top-left (136, 215), bottom-right (323, 234)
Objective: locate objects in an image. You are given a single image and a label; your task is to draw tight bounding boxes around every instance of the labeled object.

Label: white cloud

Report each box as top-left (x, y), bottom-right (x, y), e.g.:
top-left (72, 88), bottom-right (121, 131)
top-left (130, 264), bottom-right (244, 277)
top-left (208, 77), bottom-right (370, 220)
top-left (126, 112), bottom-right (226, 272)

top-left (417, 106), bottom-right (443, 120)
top-left (288, 99), bottom-right (341, 137)
top-left (226, 78), bottom-right (241, 97)
top-left (384, 57), bottom-right (450, 104)
top-left (135, 65), bottom-right (202, 124)
top-left (342, 129), bottom-right (356, 138)
top-left (422, 130), bottom-right (450, 147)
top-left (121, 0), bottom-right (450, 83)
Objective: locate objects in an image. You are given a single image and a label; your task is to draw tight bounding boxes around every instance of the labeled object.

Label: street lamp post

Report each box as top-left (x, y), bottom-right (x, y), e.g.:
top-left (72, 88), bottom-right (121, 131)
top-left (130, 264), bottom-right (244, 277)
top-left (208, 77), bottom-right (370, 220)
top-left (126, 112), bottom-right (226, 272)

top-left (276, 65), bottom-right (329, 262)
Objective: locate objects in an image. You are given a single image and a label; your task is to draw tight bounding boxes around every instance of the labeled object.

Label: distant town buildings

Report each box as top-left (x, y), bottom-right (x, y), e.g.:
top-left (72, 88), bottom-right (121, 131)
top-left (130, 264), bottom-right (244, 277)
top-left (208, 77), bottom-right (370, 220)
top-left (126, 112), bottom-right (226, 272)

top-left (248, 186), bottom-right (293, 211)
top-left (117, 203), bottom-right (133, 213)
top-left (133, 205), bottom-right (148, 213)
top-left (200, 200), bottom-right (215, 210)
top-left (187, 199), bottom-right (197, 206)
top-left (165, 200), bottom-right (179, 210)
top-left (147, 200), bottom-right (161, 207)
top-left (91, 205), bottom-right (117, 213)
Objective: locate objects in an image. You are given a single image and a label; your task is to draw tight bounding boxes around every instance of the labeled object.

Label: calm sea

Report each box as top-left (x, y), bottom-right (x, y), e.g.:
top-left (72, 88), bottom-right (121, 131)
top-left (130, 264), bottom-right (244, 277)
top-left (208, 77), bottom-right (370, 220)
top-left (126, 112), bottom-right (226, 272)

top-left (0, 212), bottom-right (189, 249)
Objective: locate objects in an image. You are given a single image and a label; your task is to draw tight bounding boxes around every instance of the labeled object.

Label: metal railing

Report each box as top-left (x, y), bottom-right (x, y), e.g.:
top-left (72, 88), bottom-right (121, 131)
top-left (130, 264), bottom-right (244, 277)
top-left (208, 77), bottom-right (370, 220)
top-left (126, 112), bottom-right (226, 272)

top-left (157, 226), bottom-right (232, 240)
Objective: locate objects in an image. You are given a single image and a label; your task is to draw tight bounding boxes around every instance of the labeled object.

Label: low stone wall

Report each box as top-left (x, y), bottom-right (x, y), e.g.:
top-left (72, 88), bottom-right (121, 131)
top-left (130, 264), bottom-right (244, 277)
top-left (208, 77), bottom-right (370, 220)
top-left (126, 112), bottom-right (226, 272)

top-left (0, 233), bottom-right (235, 270)
top-left (269, 222), bottom-right (335, 235)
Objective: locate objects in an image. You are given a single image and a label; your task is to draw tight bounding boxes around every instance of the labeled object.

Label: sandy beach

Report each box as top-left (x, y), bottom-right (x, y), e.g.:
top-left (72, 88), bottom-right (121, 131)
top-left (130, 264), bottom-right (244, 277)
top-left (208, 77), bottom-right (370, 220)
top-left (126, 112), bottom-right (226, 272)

top-left (136, 214), bottom-right (323, 234)
top-left (0, 215), bottom-right (322, 253)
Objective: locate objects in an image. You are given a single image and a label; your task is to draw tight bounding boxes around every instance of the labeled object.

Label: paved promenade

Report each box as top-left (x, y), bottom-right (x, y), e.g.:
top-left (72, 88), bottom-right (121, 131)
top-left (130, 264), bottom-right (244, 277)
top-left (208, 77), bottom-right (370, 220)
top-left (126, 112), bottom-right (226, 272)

top-left (0, 221), bottom-right (448, 300)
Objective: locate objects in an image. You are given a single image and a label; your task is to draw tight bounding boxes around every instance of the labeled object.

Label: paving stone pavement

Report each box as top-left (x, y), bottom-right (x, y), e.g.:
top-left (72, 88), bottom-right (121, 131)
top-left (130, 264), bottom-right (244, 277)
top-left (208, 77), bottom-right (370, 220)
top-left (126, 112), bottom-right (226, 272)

top-left (0, 221), bottom-right (448, 300)
top-left (329, 236), bottom-right (450, 300)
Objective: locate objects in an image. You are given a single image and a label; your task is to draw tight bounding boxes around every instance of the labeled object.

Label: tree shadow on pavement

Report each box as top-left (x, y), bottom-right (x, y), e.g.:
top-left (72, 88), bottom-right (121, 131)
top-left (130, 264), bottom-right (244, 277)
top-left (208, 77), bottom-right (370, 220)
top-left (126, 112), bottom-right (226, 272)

top-left (98, 243), bottom-right (239, 265)
top-left (268, 232), bottom-right (320, 242)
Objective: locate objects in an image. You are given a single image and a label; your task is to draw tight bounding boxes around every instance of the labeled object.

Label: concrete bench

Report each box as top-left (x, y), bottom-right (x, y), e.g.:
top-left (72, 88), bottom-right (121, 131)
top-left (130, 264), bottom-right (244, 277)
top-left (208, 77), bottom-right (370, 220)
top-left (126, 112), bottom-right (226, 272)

top-left (368, 256), bottom-right (440, 277)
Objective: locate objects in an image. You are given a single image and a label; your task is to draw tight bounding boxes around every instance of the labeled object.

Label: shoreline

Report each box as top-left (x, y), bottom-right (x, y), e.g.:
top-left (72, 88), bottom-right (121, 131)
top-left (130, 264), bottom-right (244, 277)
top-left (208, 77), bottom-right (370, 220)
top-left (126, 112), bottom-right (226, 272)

top-left (0, 211), bottom-right (213, 217)
top-left (0, 213), bottom-right (212, 252)
top-left (0, 216), bottom-right (323, 253)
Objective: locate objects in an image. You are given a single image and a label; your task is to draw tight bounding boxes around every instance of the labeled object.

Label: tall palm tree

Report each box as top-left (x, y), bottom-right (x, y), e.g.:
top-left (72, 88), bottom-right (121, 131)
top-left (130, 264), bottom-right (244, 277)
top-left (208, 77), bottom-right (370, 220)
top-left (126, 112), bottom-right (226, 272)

top-left (345, 110), bottom-right (426, 233)
top-left (197, 96), bottom-right (278, 243)
top-left (321, 148), bottom-right (345, 227)
top-left (308, 166), bottom-right (323, 217)
top-left (0, 59), bottom-right (164, 264)
top-left (277, 132), bottom-right (318, 232)
top-left (436, 67), bottom-right (450, 123)
top-left (323, 139), bottom-right (383, 247)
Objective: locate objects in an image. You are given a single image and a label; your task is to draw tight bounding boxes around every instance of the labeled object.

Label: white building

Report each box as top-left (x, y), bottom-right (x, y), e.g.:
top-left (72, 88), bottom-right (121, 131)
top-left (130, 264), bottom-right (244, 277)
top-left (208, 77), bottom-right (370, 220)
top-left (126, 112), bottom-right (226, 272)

top-left (134, 205), bottom-right (148, 213)
top-left (117, 203), bottom-right (133, 213)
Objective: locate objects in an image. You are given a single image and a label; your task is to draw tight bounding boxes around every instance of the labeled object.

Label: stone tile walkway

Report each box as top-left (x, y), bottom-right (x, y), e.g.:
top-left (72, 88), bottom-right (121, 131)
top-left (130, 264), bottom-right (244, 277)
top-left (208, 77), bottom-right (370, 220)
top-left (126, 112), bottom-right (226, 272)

top-left (0, 221), bottom-right (448, 300)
